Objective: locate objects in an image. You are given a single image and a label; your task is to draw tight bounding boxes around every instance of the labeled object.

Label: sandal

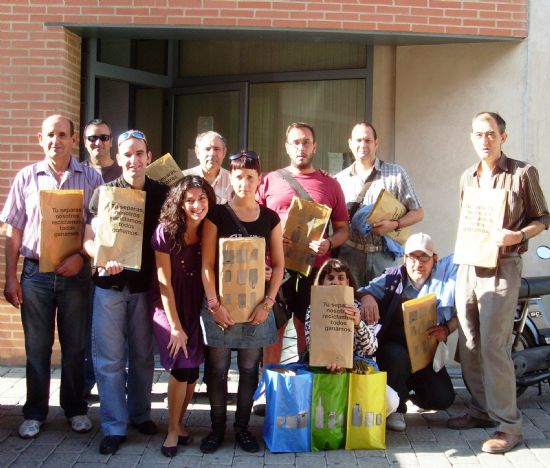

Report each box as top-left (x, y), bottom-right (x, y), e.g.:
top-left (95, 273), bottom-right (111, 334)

top-left (200, 431), bottom-right (224, 453)
top-left (235, 429), bottom-right (259, 453)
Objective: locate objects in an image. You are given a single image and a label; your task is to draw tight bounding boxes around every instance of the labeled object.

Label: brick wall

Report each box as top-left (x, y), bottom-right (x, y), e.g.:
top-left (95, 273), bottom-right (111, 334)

top-left (0, 0), bottom-right (528, 365)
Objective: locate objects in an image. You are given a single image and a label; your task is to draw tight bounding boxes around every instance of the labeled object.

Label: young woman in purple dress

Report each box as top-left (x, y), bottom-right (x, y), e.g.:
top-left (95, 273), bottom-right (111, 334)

top-left (150, 175), bottom-right (216, 458)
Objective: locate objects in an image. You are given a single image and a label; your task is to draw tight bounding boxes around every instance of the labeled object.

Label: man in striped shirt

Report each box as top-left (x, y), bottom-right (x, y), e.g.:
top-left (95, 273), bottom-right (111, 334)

top-left (1, 114), bottom-right (103, 439)
top-left (448, 112), bottom-right (550, 454)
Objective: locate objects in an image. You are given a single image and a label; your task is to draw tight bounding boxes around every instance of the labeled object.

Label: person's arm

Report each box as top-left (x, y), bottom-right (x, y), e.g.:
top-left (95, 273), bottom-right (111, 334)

top-left (309, 220), bottom-right (349, 257)
top-left (354, 321), bottom-right (378, 356)
top-left (427, 316), bottom-right (458, 342)
top-left (201, 218), bottom-right (234, 328)
top-left (357, 273), bottom-right (386, 323)
top-left (156, 250), bottom-right (188, 359)
top-left (249, 222), bottom-right (284, 324)
top-left (372, 207), bottom-right (424, 237)
top-left (495, 220), bottom-right (545, 247)
top-left (3, 224), bottom-right (23, 308)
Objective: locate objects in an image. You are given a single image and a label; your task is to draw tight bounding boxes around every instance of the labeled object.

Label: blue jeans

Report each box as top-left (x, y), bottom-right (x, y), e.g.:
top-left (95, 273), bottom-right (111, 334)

top-left (92, 285), bottom-right (154, 436)
top-left (20, 258), bottom-right (91, 420)
top-left (339, 245), bottom-right (401, 286)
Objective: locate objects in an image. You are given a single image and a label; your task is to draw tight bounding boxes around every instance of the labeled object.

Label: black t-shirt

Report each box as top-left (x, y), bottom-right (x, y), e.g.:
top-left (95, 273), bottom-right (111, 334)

top-left (89, 175), bottom-right (169, 293)
top-left (206, 203), bottom-right (280, 251)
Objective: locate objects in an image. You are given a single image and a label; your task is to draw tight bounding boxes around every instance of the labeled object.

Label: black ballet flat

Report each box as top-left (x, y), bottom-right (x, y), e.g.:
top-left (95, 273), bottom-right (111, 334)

top-left (161, 444), bottom-right (178, 458)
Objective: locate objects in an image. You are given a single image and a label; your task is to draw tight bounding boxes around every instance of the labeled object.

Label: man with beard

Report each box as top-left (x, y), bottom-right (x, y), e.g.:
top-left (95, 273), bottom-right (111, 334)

top-left (257, 122), bottom-right (349, 366)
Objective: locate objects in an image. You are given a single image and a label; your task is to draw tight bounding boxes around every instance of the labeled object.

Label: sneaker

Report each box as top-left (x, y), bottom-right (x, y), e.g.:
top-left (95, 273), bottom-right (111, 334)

top-left (386, 412), bottom-right (406, 432)
top-left (235, 429), bottom-right (259, 453)
top-left (99, 435), bottom-right (126, 454)
top-left (69, 415), bottom-right (93, 433)
top-left (18, 419), bottom-right (42, 439)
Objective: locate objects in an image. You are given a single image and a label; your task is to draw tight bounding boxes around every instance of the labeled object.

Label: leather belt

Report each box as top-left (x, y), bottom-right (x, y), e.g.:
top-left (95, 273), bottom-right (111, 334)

top-left (345, 239), bottom-right (384, 253)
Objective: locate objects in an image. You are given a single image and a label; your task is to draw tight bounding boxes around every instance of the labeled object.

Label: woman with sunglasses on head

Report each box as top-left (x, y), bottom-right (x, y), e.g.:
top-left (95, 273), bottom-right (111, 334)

top-left (200, 150), bottom-right (284, 454)
top-left (149, 176), bottom-right (216, 458)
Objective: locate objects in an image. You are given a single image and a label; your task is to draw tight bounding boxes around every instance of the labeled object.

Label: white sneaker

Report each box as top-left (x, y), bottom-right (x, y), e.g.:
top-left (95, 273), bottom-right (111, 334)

top-left (69, 415), bottom-right (92, 433)
top-left (19, 419), bottom-right (42, 439)
top-left (386, 412), bottom-right (406, 432)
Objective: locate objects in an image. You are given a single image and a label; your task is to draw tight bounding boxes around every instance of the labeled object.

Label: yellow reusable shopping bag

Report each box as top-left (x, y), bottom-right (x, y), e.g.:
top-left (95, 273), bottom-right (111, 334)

top-left (345, 370), bottom-right (387, 450)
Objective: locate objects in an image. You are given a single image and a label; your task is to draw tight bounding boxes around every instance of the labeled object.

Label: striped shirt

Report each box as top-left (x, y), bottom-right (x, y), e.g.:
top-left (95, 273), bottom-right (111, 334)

top-left (0, 156), bottom-right (103, 259)
top-left (460, 153), bottom-right (550, 256)
top-left (334, 158), bottom-right (422, 247)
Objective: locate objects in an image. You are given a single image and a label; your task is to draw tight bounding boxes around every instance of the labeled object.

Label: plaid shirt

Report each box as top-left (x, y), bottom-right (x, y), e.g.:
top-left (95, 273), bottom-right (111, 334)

top-left (334, 158), bottom-right (422, 247)
top-left (0, 156), bottom-right (103, 259)
top-left (460, 153), bottom-right (550, 256)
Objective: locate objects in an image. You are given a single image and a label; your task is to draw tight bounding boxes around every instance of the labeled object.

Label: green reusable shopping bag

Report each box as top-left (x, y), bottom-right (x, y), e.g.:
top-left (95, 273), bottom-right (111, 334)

top-left (310, 370), bottom-right (349, 451)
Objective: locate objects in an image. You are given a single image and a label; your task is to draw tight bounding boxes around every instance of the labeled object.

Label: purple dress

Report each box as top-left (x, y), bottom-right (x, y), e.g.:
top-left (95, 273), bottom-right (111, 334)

top-left (150, 223), bottom-right (204, 371)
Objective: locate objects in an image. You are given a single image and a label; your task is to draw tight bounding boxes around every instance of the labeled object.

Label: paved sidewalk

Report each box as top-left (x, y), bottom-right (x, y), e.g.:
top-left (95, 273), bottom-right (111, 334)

top-left (2, 364), bottom-right (550, 468)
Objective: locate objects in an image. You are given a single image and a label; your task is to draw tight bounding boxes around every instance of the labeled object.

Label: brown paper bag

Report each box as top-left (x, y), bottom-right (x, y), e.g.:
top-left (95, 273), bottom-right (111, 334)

top-left (454, 186), bottom-right (506, 268)
top-left (94, 186), bottom-right (146, 270)
top-left (39, 190), bottom-right (84, 272)
top-left (309, 285), bottom-right (354, 369)
top-left (219, 237), bottom-right (266, 323)
top-left (402, 293), bottom-right (438, 373)
top-left (283, 196), bottom-right (332, 276)
top-left (145, 153), bottom-right (184, 186)
top-left (367, 189), bottom-right (410, 245)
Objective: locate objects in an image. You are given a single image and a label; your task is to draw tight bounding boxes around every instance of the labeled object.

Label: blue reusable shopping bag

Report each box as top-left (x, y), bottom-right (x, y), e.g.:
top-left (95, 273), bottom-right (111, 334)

top-left (253, 363), bottom-right (313, 453)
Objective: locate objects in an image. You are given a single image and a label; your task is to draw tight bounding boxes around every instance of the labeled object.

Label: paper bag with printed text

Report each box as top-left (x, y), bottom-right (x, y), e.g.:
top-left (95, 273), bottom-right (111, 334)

top-left (309, 285), bottom-right (354, 369)
top-left (39, 190), bottom-right (84, 272)
top-left (145, 153), bottom-right (184, 186)
top-left (94, 186), bottom-right (146, 271)
top-left (366, 189), bottom-right (410, 244)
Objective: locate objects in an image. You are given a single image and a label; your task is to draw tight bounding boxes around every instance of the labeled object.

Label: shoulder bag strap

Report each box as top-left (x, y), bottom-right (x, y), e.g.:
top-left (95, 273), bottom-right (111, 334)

top-left (224, 204), bottom-right (249, 237)
top-left (276, 168), bottom-right (313, 202)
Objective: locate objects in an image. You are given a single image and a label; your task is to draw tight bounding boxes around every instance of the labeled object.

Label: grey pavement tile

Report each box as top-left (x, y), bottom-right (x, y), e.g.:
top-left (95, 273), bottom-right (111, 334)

top-left (41, 451), bottom-right (80, 467)
top-left (476, 452), bottom-right (514, 468)
top-left (264, 451), bottom-right (296, 464)
top-left (384, 431), bottom-right (411, 448)
top-left (531, 418), bottom-right (550, 431)
top-left (417, 454), bottom-right (452, 467)
top-left (32, 431), bottom-right (66, 445)
top-left (0, 451), bottom-right (19, 467)
top-left (140, 446), bottom-right (182, 465)
top-left (460, 429), bottom-right (492, 441)
top-left (74, 463), bottom-right (110, 468)
top-left (296, 454), bottom-right (328, 468)
top-left (522, 409), bottom-right (549, 419)
top-left (406, 427), bottom-right (437, 442)
top-left (386, 449), bottom-right (419, 465)
top-left (15, 443), bottom-right (56, 461)
top-left (55, 437), bottom-right (89, 452)
top-left (353, 449), bottom-right (385, 458)
top-left (0, 436), bottom-right (32, 452)
top-left (76, 445), bottom-right (112, 463)
top-left (231, 455), bottom-right (265, 468)
top-left (523, 425), bottom-right (547, 439)
top-left (325, 449), bottom-right (356, 465)
top-left (167, 455), bottom-right (201, 467)
top-left (356, 457), bottom-right (390, 468)
top-left (7, 462), bottom-right (46, 468)
top-left (443, 446), bottom-right (478, 464)
top-left (106, 453), bottom-right (141, 467)
top-left (411, 442), bottom-right (444, 455)
top-left (430, 428), bottom-right (470, 447)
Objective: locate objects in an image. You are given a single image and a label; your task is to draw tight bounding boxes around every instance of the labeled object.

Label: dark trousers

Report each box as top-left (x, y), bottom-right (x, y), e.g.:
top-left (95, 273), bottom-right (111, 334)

top-left (376, 340), bottom-right (455, 413)
top-left (204, 346), bottom-right (262, 433)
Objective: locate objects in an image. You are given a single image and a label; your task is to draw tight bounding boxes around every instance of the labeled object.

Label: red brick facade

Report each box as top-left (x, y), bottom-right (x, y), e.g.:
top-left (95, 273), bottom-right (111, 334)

top-left (0, 0), bottom-right (528, 365)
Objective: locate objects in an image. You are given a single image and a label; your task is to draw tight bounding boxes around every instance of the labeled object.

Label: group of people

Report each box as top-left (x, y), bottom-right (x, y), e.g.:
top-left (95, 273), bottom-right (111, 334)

top-left (1, 111), bottom-right (548, 458)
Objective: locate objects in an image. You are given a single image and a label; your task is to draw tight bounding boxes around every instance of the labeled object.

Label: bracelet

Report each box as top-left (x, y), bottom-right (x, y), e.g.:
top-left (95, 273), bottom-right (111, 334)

top-left (264, 295), bottom-right (275, 304)
top-left (208, 303), bottom-right (221, 314)
top-left (520, 230), bottom-right (527, 243)
top-left (207, 296), bottom-right (219, 307)
top-left (327, 237), bottom-right (333, 250)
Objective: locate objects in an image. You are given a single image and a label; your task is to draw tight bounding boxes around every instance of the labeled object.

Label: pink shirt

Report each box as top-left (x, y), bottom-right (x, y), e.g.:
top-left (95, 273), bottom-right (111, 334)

top-left (257, 169), bottom-right (348, 268)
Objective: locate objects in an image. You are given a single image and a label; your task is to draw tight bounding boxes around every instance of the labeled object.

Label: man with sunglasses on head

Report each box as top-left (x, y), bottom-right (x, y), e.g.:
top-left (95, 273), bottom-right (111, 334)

top-left (359, 233), bottom-right (458, 432)
top-left (83, 130), bottom-right (169, 455)
top-left (82, 118), bottom-right (122, 183)
top-left (81, 118), bottom-right (122, 400)
top-left (1, 114), bottom-right (103, 439)
top-left (183, 130), bottom-right (233, 204)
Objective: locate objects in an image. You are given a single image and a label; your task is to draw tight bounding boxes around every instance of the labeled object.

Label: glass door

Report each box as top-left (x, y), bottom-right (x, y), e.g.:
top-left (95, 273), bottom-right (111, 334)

top-left (171, 84), bottom-right (246, 170)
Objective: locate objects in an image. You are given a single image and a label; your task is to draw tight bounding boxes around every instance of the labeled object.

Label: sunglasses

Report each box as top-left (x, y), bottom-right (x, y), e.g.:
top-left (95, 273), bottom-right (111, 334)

top-left (118, 130), bottom-right (147, 146)
top-left (86, 134), bottom-right (111, 143)
top-left (229, 150), bottom-right (259, 161)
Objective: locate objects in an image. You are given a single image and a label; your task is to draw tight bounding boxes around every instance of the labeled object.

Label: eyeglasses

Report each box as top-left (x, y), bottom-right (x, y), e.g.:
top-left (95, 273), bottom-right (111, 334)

top-left (86, 134), bottom-right (111, 143)
top-left (472, 131), bottom-right (498, 141)
top-left (118, 130), bottom-right (147, 146)
top-left (229, 150), bottom-right (259, 161)
top-left (406, 254), bottom-right (431, 263)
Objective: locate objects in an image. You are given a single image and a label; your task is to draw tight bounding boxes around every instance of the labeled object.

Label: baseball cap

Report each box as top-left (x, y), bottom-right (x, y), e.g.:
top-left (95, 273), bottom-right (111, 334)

top-left (404, 232), bottom-right (434, 257)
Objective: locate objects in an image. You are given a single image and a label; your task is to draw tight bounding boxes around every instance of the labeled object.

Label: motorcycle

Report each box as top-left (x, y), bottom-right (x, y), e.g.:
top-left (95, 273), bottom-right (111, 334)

top-left (512, 245), bottom-right (550, 396)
